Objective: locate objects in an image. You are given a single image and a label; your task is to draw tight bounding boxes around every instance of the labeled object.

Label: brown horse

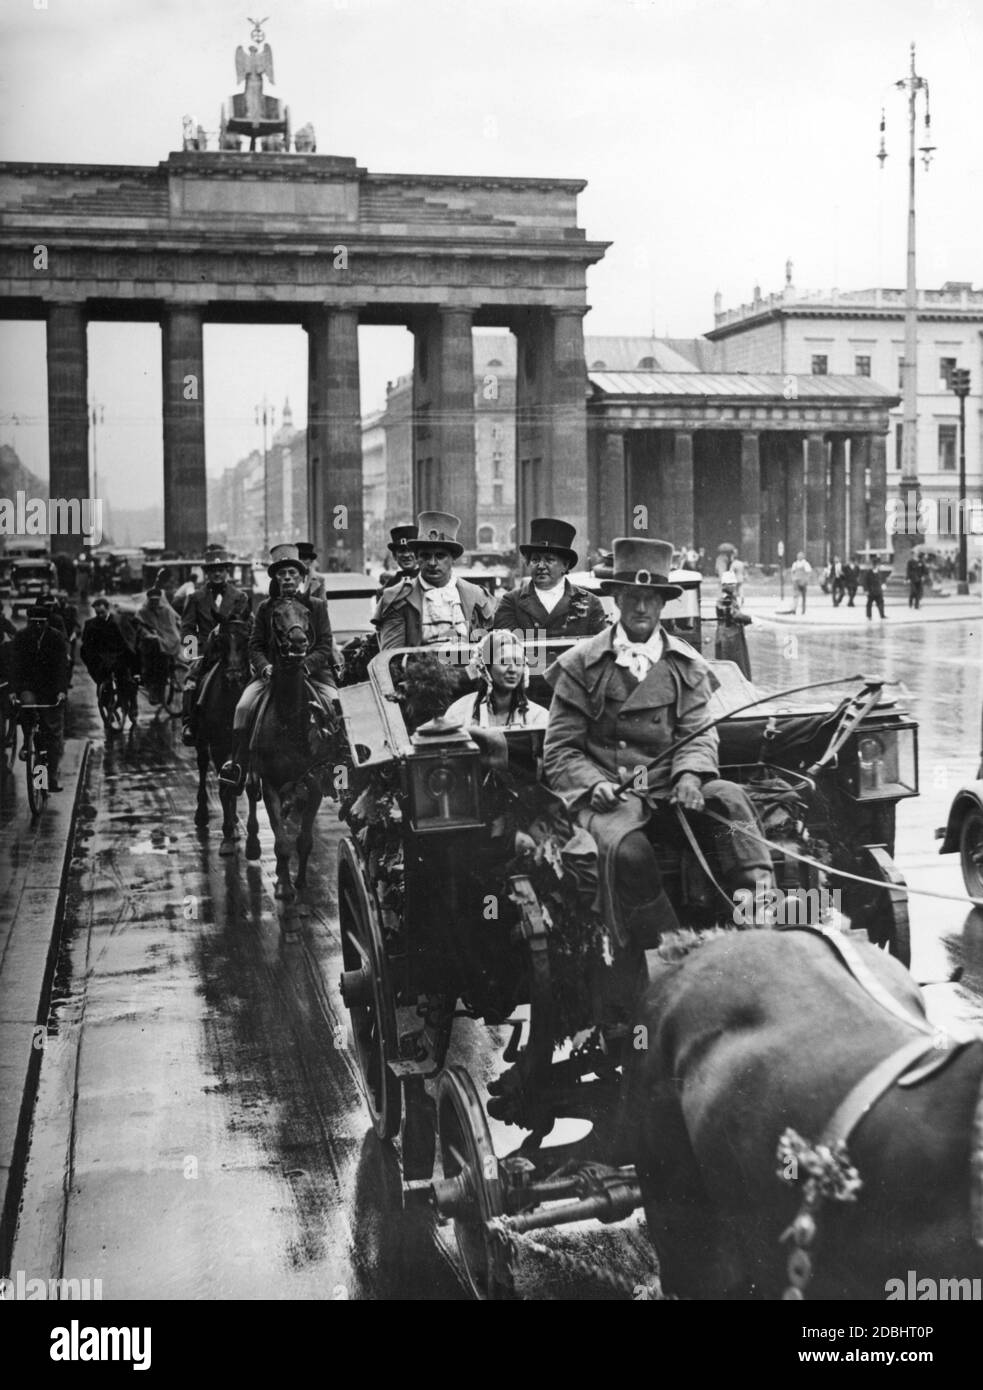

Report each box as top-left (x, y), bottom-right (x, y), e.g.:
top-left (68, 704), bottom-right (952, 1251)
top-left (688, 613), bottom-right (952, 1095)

top-left (621, 928), bottom-right (983, 1300)
top-left (193, 616), bottom-right (252, 854)
top-left (243, 597), bottom-right (343, 902)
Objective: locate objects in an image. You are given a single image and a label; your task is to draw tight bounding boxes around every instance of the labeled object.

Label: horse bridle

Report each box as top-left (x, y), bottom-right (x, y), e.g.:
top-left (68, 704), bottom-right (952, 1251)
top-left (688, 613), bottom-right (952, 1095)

top-left (775, 923), bottom-right (983, 1299)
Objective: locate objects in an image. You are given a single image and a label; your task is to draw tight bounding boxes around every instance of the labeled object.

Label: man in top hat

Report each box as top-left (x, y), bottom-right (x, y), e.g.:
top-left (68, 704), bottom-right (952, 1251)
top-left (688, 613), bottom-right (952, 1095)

top-left (374, 511), bottom-right (495, 652)
top-left (180, 547), bottom-right (252, 744)
top-left (493, 517), bottom-right (607, 640)
top-left (9, 603), bottom-right (71, 790)
top-left (543, 537), bottom-right (775, 952)
top-left (377, 525), bottom-right (420, 595)
top-left (296, 541), bottom-right (325, 600)
top-left (220, 543), bottom-right (338, 789)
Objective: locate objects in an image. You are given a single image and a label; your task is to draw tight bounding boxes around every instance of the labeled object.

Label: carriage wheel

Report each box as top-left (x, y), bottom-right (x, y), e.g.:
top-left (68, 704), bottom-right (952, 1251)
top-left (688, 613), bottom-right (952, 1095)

top-left (435, 1066), bottom-right (512, 1301)
top-left (338, 839), bottom-right (402, 1140)
top-left (959, 809), bottom-right (983, 902)
top-left (854, 846), bottom-right (911, 969)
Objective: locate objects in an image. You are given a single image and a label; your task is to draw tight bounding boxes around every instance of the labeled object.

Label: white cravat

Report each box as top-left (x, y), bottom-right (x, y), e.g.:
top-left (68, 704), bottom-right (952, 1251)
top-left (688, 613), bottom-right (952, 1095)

top-left (532, 578), bottom-right (565, 614)
top-left (612, 623), bottom-right (665, 681)
top-left (420, 575), bottom-right (468, 643)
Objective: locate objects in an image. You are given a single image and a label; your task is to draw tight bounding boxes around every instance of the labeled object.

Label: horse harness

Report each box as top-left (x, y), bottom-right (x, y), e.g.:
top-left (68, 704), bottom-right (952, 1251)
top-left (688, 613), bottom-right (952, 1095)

top-left (774, 923), bottom-right (983, 1300)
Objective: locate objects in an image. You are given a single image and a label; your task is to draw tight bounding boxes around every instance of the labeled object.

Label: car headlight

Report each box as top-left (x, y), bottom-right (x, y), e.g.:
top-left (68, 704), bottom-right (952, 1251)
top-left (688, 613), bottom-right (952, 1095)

top-left (840, 719), bottom-right (918, 801)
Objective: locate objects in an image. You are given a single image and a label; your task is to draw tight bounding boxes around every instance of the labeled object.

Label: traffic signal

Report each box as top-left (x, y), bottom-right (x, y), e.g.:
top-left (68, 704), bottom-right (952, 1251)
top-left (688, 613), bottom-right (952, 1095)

top-left (950, 367), bottom-right (971, 396)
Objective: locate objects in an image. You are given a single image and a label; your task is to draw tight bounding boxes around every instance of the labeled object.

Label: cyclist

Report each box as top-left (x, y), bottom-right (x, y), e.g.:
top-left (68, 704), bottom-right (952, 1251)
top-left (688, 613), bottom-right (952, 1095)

top-left (8, 604), bottom-right (70, 790)
top-left (80, 597), bottom-right (139, 722)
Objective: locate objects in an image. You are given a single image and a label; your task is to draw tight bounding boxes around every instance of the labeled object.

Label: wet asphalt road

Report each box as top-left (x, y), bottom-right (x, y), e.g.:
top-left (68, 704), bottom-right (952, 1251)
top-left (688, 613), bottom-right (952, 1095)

top-left (7, 614), bottom-right (983, 1300)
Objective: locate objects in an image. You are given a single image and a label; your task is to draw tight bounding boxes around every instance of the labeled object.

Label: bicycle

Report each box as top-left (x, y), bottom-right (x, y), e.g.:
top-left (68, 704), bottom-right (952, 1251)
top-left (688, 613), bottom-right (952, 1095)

top-left (14, 697), bottom-right (63, 818)
top-left (97, 669), bottom-right (129, 732)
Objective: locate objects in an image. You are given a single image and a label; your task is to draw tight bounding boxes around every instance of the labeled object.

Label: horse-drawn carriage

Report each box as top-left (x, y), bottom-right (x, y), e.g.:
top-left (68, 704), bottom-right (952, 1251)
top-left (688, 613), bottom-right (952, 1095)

top-left (333, 625), bottom-right (921, 1298)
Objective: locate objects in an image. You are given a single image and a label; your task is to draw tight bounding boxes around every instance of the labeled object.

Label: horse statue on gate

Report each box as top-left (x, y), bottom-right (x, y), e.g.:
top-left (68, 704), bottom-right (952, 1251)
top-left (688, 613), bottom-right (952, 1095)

top-left (193, 615), bottom-right (252, 854)
top-left (620, 927), bottom-right (983, 1301)
top-left (242, 595), bottom-right (344, 902)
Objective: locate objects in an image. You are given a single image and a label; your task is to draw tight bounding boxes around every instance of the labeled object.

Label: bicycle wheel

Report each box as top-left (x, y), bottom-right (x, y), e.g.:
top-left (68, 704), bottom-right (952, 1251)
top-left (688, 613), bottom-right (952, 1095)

top-left (25, 721), bottom-right (48, 818)
top-left (98, 678), bottom-right (125, 732)
top-left (163, 663), bottom-right (184, 717)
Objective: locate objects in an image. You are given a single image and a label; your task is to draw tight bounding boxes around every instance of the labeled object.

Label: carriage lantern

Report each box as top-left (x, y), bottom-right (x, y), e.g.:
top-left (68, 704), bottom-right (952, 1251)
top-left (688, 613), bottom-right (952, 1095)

top-left (838, 718), bottom-right (919, 802)
top-left (406, 718), bottom-right (484, 834)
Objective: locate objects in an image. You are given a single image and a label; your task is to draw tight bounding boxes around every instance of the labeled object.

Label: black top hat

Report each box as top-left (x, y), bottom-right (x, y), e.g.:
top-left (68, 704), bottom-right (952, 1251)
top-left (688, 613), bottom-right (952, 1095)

top-left (296, 542), bottom-right (317, 561)
top-left (26, 605), bottom-right (49, 620)
top-left (387, 524), bottom-right (419, 556)
top-left (203, 545), bottom-right (232, 569)
top-left (414, 511), bottom-right (464, 559)
top-left (595, 538), bottom-right (683, 599)
top-left (519, 517), bottom-right (578, 568)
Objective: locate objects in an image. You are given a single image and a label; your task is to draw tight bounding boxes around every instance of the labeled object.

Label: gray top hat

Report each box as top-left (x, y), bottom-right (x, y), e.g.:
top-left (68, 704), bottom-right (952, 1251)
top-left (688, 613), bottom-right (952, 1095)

top-left (596, 537), bottom-right (683, 599)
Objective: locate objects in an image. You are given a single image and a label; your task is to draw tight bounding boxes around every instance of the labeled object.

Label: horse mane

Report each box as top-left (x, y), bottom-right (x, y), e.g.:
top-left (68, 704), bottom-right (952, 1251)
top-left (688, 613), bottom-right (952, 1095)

top-left (652, 926), bottom-right (730, 964)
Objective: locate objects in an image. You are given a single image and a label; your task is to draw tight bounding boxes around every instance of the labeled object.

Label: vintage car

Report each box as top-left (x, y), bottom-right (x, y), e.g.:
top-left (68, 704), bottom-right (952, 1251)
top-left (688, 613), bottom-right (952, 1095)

top-left (10, 556), bottom-right (58, 612)
top-left (333, 620), bottom-right (920, 1298)
top-left (936, 703), bottom-right (983, 899)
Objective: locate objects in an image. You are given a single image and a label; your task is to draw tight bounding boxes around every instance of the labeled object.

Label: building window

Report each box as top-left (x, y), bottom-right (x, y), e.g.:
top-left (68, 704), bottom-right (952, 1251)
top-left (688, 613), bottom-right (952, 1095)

top-left (477, 524), bottom-right (495, 546)
top-left (492, 452), bottom-right (503, 480)
top-left (637, 356), bottom-right (657, 369)
top-left (491, 424), bottom-right (504, 442)
top-left (591, 359), bottom-right (608, 369)
top-left (938, 423), bottom-right (958, 471)
top-left (493, 483), bottom-right (504, 507)
top-left (939, 357), bottom-right (958, 390)
top-left (811, 355), bottom-right (828, 375)
top-left (855, 355), bottom-right (871, 377)
top-left (898, 358), bottom-right (905, 390)
top-left (895, 423), bottom-right (903, 470)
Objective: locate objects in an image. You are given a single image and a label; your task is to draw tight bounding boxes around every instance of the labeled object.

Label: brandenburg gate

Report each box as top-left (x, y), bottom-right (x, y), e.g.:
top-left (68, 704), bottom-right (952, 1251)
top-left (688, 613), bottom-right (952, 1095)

top-left (0, 152), bottom-right (608, 562)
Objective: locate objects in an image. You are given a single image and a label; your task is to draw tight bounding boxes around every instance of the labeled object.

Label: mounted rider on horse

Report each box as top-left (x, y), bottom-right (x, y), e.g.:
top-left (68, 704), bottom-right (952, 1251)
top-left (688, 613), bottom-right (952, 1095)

top-left (220, 542), bottom-right (341, 791)
top-left (180, 545), bottom-right (253, 746)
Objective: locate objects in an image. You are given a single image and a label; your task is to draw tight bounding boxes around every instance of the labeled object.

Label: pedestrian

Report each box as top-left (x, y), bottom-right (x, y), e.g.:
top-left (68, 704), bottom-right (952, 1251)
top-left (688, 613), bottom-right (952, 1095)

top-left (75, 552), bottom-right (92, 603)
top-left (864, 556), bottom-right (886, 620)
top-left (790, 552), bottom-right (812, 614)
top-left (906, 556), bottom-right (927, 610)
top-left (830, 557), bottom-right (846, 607)
top-left (714, 571), bottom-right (752, 679)
top-left (843, 557), bottom-right (860, 607)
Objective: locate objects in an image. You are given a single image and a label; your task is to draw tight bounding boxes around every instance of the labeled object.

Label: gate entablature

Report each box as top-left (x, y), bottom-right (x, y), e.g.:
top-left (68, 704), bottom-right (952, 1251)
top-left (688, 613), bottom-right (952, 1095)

top-left (0, 154), bottom-right (608, 559)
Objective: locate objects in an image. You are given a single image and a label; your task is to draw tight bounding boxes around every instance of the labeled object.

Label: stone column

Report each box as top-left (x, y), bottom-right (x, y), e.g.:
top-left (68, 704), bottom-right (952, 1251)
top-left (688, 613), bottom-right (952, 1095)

top-left (307, 306), bottom-right (363, 571)
top-left (550, 308), bottom-right (589, 546)
top-left (437, 307), bottom-right (476, 544)
top-left (740, 431), bottom-right (761, 562)
top-left (785, 435), bottom-right (805, 560)
top-left (672, 431), bottom-right (694, 547)
top-left (805, 431), bottom-right (827, 567)
top-left (596, 428), bottom-right (626, 550)
top-left (514, 307), bottom-right (589, 551)
top-left (849, 435), bottom-right (870, 556)
top-left (161, 306), bottom-right (207, 555)
top-left (45, 303), bottom-right (89, 558)
top-left (868, 434), bottom-right (888, 549)
top-left (829, 436), bottom-right (847, 559)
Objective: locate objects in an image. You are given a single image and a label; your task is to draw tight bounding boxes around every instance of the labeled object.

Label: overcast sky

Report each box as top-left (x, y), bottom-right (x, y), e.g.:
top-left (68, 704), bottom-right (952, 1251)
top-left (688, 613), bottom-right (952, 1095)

top-left (2, 0), bottom-right (982, 515)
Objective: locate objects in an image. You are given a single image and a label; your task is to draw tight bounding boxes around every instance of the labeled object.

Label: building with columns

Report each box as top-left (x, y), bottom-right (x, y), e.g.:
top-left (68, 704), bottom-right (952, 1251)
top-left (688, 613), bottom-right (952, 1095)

top-left (0, 153), bottom-right (607, 563)
top-left (705, 281), bottom-right (983, 550)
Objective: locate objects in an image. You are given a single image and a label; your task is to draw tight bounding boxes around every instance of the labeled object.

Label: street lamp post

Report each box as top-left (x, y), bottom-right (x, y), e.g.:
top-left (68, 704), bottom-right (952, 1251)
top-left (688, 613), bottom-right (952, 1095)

top-left (950, 367), bottom-right (971, 595)
top-left (254, 400), bottom-right (275, 555)
top-left (879, 43), bottom-right (935, 565)
top-left (89, 401), bottom-right (105, 502)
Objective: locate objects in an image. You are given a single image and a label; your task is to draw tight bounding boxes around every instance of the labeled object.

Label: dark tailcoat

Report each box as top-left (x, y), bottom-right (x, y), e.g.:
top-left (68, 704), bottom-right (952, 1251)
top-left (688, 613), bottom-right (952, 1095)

top-left (492, 578), bottom-right (608, 639)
